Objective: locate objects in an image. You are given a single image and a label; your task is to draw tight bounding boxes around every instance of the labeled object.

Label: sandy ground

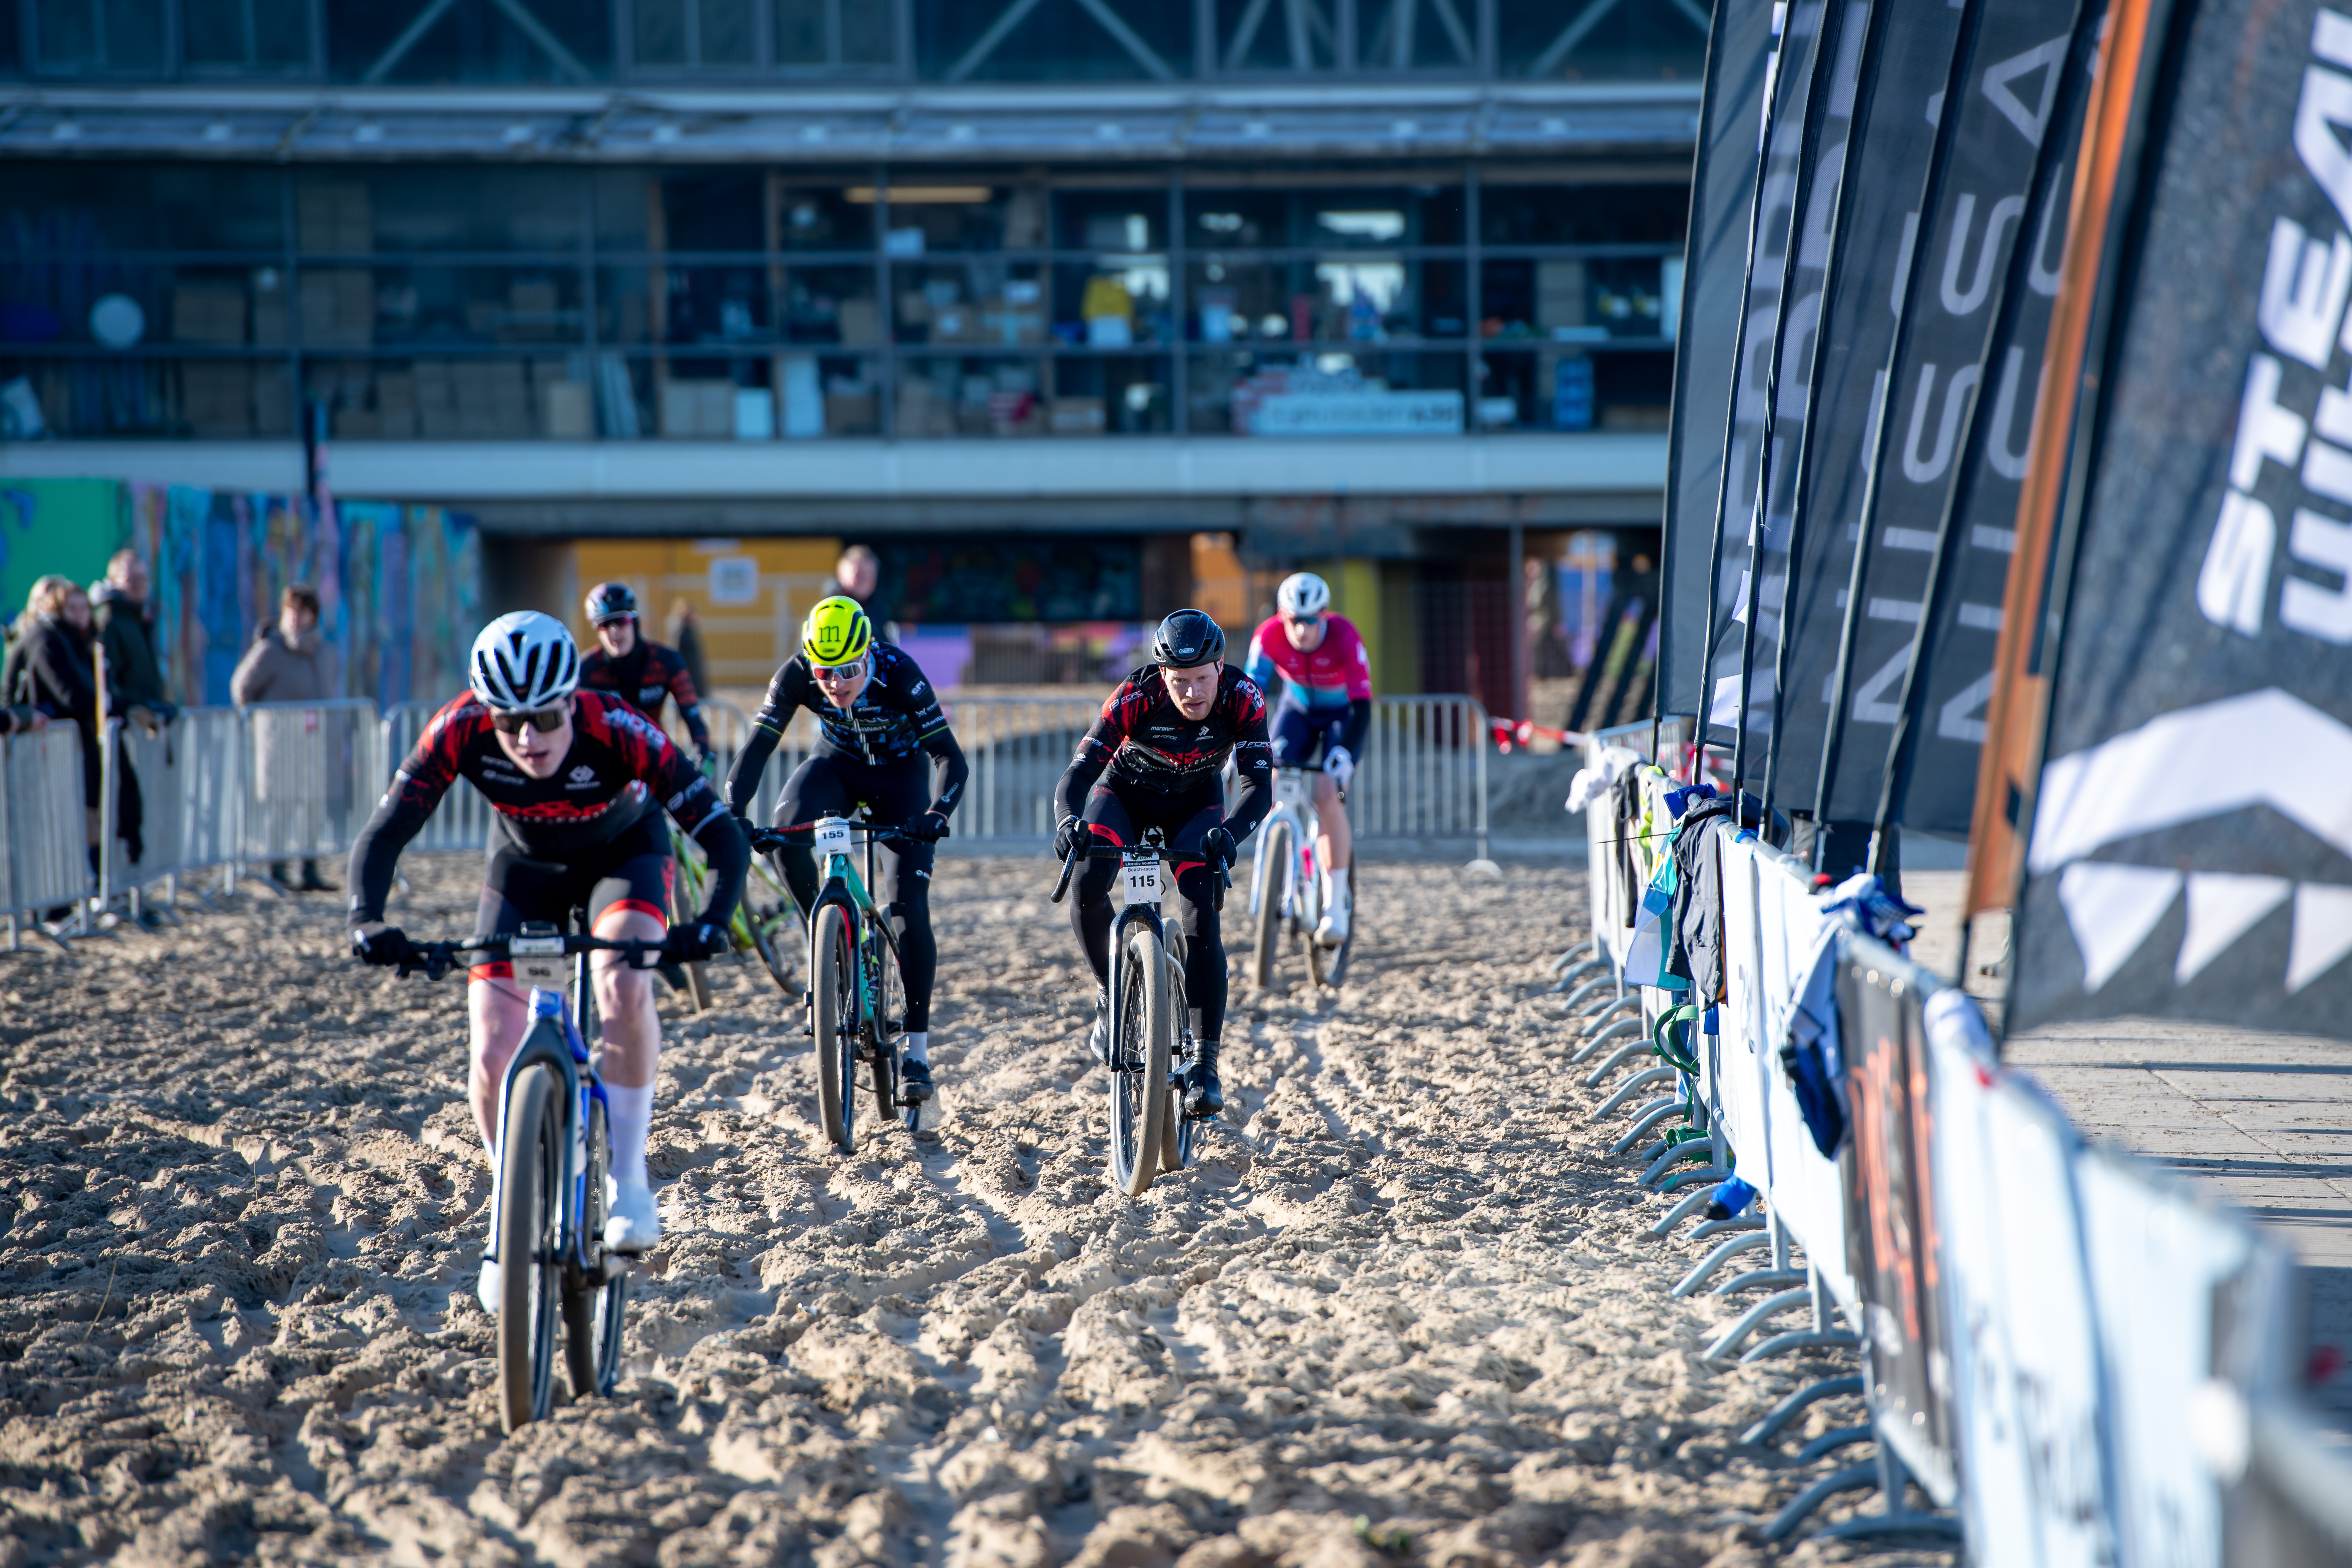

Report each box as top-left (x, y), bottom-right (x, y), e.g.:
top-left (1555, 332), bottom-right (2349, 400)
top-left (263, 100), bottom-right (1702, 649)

top-left (0, 854), bottom-right (1948, 1568)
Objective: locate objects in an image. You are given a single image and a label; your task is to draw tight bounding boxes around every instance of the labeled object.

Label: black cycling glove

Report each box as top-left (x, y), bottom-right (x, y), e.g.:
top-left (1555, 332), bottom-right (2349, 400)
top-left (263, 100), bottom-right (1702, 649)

top-left (1199, 826), bottom-right (1238, 871)
top-left (664, 922), bottom-right (728, 963)
top-left (352, 926), bottom-right (419, 969)
top-left (903, 811), bottom-right (951, 843)
top-left (1054, 814), bottom-right (1086, 861)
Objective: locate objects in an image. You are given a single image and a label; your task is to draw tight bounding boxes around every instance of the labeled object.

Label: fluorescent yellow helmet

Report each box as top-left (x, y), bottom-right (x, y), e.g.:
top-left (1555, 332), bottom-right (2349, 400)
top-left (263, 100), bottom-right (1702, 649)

top-left (801, 596), bottom-right (873, 666)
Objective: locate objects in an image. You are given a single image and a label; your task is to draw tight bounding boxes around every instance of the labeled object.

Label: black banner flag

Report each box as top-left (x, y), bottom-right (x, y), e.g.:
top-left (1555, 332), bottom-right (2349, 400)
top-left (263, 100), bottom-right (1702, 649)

top-left (1658, 0), bottom-right (1780, 723)
top-left (1813, 0), bottom-right (2094, 825)
top-left (1763, 0), bottom-right (1971, 811)
top-left (2012, 0), bottom-right (2352, 1034)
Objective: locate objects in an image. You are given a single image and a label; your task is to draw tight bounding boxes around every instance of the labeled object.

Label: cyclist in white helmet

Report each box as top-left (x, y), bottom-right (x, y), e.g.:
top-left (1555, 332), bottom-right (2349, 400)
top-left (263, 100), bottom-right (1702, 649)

top-left (345, 611), bottom-right (749, 1308)
top-left (1242, 572), bottom-right (1372, 945)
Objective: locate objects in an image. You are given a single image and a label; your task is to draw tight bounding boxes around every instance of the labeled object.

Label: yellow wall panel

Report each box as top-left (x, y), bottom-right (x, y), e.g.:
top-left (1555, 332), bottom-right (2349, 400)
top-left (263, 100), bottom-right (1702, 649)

top-left (571, 537), bottom-right (841, 695)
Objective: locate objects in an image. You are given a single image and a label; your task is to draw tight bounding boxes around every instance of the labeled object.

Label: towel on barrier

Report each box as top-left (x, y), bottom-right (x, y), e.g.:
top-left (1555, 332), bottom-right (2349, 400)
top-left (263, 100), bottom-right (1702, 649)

top-left (1566, 744), bottom-right (1642, 813)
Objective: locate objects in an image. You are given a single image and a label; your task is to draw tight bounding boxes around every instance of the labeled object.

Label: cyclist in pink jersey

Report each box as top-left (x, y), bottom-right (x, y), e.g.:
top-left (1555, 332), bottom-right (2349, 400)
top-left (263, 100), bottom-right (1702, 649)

top-left (1242, 572), bottom-right (1372, 944)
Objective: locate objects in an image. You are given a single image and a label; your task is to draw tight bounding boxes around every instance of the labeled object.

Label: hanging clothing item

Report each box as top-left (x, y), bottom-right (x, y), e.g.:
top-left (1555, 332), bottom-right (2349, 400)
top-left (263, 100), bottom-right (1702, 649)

top-left (1777, 871), bottom-right (1925, 1157)
top-left (1567, 744), bottom-right (1642, 813)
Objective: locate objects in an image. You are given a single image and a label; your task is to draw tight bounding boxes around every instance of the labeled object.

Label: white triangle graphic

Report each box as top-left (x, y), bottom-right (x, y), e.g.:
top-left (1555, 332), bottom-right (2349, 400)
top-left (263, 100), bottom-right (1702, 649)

top-left (1981, 34), bottom-right (2068, 147)
top-left (2176, 873), bottom-right (2292, 983)
top-left (2058, 863), bottom-right (2182, 991)
top-left (2286, 884), bottom-right (2352, 992)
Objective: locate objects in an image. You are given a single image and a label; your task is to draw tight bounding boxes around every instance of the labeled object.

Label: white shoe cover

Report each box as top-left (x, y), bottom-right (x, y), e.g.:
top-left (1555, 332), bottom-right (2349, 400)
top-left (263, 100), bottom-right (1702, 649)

top-left (1315, 881), bottom-right (1351, 947)
top-left (604, 1176), bottom-right (662, 1255)
top-left (476, 1255), bottom-right (501, 1313)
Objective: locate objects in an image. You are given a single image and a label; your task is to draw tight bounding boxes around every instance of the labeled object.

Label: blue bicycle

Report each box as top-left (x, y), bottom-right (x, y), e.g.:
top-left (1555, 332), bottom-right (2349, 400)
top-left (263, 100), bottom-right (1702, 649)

top-left (403, 920), bottom-right (659, 1431)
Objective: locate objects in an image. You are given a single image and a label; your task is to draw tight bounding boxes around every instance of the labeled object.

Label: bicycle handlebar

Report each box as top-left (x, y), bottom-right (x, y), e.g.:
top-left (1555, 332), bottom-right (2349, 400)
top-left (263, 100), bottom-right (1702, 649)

top-left (401, 932), bottom-right (667, 982)
top-left (1049, 838), bottom-right (1234, 906)
top-left (748, 818), bottom-right (936, 854)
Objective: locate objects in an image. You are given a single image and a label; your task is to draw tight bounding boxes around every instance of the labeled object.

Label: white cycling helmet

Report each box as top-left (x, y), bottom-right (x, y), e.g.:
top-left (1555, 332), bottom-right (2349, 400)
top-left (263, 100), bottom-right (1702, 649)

top-left (469, 611), bottom-right (580, 711)
top-left (1277, 571), bottom-right (1331, 617)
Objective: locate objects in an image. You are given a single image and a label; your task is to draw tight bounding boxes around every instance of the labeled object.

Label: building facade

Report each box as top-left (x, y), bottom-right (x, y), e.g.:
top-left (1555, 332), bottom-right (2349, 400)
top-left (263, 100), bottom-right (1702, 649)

top-left (0, 0), bottom-right (1693, 716)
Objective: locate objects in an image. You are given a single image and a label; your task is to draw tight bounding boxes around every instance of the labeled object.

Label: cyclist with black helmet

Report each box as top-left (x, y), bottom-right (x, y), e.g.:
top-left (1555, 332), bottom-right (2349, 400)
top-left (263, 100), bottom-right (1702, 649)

top-left (1053, 609), bottom-right (1272, 1119)
top-left (581, 581), bottom-right (714, 768)
top-left (346, 611), bottom-right (750, 1307)
top-left (724, 596), bottom-right (968, 1104)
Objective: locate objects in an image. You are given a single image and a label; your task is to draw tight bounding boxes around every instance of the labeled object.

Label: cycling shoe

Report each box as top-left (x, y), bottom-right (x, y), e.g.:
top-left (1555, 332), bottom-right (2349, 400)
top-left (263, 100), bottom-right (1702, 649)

top-left (1088, 988), bottom-right (1111, 1066)
top-left (900, 1058), bottom-right (935, 1103)
top-left (1184, 1040), bottom-right (1225, 1119)
top-left (604, 1177), bottom-right (662, 1255)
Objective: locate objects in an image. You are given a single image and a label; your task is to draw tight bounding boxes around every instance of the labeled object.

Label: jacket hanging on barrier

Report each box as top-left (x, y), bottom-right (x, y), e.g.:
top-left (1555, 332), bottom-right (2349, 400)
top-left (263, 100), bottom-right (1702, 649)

top-left (1778, 872), bottom-right (1923, 1157)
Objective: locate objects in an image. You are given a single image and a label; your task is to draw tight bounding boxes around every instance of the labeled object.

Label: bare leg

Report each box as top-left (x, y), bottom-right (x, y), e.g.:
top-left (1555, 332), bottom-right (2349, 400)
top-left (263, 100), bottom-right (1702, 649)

top-left (468, 976), bottom-right (532, 1156)
top-left (590, 907), bottom-right (667, 1090)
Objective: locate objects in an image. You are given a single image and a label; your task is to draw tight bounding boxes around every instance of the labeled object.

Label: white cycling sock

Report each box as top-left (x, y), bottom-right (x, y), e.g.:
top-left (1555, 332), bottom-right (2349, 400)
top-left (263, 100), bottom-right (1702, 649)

top-left (904, 1031), bottom-right (929, 1066)
top-left (605, 1081), bottom-right (653, 1188)
top-left (1326, 874), bottom-right (1350, 913)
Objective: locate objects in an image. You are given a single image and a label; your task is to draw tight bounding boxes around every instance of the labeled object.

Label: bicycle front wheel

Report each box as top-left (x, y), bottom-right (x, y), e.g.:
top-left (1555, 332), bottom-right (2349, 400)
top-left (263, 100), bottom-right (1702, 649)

top-left (496, 1060), bottom-right (564, 1432)
top-left (812, 903), bottom-right (858, 1153)
top-left (1252, 819), bottom-right (1291, 991)
top-left (1108, 922), bottom-right (1172, 1197)
top-left (562, 1094), bottom-right (627, 1401)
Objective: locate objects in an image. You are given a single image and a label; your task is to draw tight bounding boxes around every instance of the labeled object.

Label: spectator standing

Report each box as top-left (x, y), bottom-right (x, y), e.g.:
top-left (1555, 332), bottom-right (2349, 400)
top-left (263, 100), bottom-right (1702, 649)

top-left (91, 550), bottom-right (170, 871)
top-left (836, 544), bottom-right (879, 611)
top-left (668, 598), bottom-right (711, 704)
top-left (10, 576), bottom-right (102, 876)
top-left (232, 585), bottom-right (339, 891)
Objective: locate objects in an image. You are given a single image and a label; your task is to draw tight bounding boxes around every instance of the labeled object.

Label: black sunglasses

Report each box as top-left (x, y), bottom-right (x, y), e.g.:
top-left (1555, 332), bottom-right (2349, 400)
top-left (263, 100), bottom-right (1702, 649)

top-left (490, 706), bottom-right (567, 735)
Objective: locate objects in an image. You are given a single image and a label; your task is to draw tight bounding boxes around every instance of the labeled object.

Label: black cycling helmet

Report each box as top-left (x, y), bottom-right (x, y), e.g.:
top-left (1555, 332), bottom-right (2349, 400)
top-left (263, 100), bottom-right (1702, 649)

top-left (585, 581), bottom-right (637, 624)
top-left (1151, 608), bottom-right (1225, 669)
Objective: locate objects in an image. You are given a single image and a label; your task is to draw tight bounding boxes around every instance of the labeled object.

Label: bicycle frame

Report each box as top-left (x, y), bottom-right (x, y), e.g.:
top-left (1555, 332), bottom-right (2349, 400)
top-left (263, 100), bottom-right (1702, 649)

top-left (486, 924), bottom-right (616, 1277)
top-left (1250, 768), bottom-right (1323, 921)
top-left (802, 816), bottom-right (907, 1040)
top-left (1108, 844), bottom-right (1179, 1064)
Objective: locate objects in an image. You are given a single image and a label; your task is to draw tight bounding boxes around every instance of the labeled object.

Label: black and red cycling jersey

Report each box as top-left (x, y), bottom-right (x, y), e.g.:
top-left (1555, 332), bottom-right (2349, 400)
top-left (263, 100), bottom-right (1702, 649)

top-left (580, 640), bottom-right (711, 757)
top-left (1055, 664), bottom-right (1273, 835)
top-left (348, 689), bottom-right (745, 929)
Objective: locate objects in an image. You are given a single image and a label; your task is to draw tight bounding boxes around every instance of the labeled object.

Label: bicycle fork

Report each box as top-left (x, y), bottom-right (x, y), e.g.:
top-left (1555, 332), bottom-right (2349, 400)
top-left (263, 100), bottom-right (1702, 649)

top-left (485, 990), bottom-right (602, 1275)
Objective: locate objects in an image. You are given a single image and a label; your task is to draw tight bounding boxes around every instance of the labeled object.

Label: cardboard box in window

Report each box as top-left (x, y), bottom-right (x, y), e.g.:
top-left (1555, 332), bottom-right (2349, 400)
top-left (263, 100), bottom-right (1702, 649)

top-left (171, 282), bottom-right (246, 345)
top-left (299, 269), bottom-right (373, 349)
top-left (825, 389), bottom-right (878, 436)
top-left (253, 363), bottom-right (293, 437)
top-left (180, 362), bottom-right (254, 437)
top-left (988, 389), bottom-right (1043, 438)
top-left (931, 306), bottom-right (981, 345)
top-left (376, 370), bottom-right (420, 438)
top-left (836, 298), bottom-right (880, 346)
top-left (895, 380), bottom-right (957, 438)
top-left (661, 378), bottom-right (736, 438)
top-left (543, 378), bottom-right (593, 438)
top-left (297, 181), bottom-right (372, 255)
top-left (414, 361), bottom-right (464, 439)
top-left (455, 361), bottom-right (533, 438)
top-left (1047, 396), bottom-right (1105, 437)
top-left (335, 406), bottom-right (381, 439)
top-left (1537, 259), bottom-right (1588, 333)
top-left (982, 308), bottom-right (1044, 347)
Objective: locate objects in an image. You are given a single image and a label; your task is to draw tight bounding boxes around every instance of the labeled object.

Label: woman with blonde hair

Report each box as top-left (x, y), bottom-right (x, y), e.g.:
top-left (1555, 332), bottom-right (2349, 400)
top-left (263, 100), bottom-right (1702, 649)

top-left (6, 573), bottom-right (102, 869)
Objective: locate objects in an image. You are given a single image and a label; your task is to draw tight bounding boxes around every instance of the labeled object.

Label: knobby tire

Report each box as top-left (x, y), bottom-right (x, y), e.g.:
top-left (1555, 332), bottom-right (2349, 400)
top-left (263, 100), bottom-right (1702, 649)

top-left (1109, 921), bottom-right (1172, 1196)
top-left (496, 1061), bottom-right (563, 1433)
top-left (562, 1094), bottom-right (626, 1402)
top-left (813, 903), bottom-right (858, 1153)
top-left (1252, 820), bottom-right (1292, 991)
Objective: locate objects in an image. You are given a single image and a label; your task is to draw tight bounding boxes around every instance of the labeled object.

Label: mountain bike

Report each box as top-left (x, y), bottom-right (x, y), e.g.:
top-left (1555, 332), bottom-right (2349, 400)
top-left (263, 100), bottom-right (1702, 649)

top-left (1052, 828), bottom-right (1223, 1197)
top-left (1250, 766), bottom-right (1357, 990)
top-left (399, 920), bottom-right (659, 1433)
top-left (671, 819), bottom-right (803, 999)
top-left (751, 817), bottom-right (925, 1153)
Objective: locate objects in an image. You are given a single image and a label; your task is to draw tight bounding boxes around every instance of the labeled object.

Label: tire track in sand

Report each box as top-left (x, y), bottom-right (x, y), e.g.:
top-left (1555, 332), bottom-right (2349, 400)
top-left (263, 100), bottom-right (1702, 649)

top-left (0, 854), bottom-right (1949, 1567)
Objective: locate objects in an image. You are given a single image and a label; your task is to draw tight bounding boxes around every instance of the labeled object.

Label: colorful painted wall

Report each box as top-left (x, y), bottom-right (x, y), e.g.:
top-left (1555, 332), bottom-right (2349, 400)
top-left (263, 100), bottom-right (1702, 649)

top-left (6, 476), bottom-right (478, 709)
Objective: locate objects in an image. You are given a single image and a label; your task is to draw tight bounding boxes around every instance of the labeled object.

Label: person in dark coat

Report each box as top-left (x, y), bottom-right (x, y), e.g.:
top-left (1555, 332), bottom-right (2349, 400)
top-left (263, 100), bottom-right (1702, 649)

top-left (11, 575), bottom-right (102, 876)
top-left (93, 548), bottom-right (172, 720)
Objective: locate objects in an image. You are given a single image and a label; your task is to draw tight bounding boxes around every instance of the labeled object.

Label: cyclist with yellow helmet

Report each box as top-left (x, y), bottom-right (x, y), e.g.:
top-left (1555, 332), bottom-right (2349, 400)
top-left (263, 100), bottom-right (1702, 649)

top-left (724, 596), bottom-right (968, 1102)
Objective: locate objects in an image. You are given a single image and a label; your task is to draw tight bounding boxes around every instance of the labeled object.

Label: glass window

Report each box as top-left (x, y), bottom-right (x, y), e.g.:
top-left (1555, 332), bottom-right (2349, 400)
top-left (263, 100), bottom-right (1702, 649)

top-left (895, 356), bottom-right (1051, 438)
top-left (661, 169), bottom-right (765, 252)
top-left (183, 0), bottom-right (312, 70)
top-left (1479, 346), bottom-right (1670, 433)
top-left (1481, 256), bottom-right (1667, 343)
top-left (775, 0), bottom-right (896, 68)
top-left (772, 185), bottom-right (873, 252)
top-left (1183, 191), bottom-right (1287, 250)
top-left (891, 262), bottom-right (1047, 347)
top-left (1051, 258), bottom-right (1171, 348)
top-left (1188, 349), bottom-right (1465, 436)
top-left (855, 179), bottom-right (1032, 254)
top-left (327, 0), bottom-right (612, 84)
top-left (1358, 0), bottom-right (1478, 72)
top-left (320, 169), bottom-right (586, 255)
top-left (1479, 182), bottom-right (1689, 246)
top-left (32, 0), bottom-right (165, 74)
top-left (0, 357), bottom-right (289, 439)
top-left (305, 355), bottom-right (582, 440)
top-left (1211, 0), bottom-right (1335, 73)
top-left (1183, 187), bottom-right (1459, 250)
top-left (915, 0), bottom-right (1189, 82)
top-left (633, 0), bottom-right (756, 68)
top-left (1048, 354), bottom-right (1172, 434)
top-left (1498, 0), bottom-right (1704, 81)
top-left (1, 164), bottom-right (284, 252)
top-left (1053, 191), bottom-right (1168, 254)
top-left (359, 265), bottom-right (587, 348)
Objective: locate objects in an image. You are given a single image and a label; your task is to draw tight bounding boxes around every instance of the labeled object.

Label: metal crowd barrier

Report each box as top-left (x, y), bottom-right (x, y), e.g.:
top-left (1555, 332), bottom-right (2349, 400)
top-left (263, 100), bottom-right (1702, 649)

top-left (240, 699), bottom-right (385, 866)
top-left (98, 708), bottom-right (245, 909)
top-left (1352, 695), bottom-right (1491, 859)
top-left (945, 693), bottom-right (1102, 838)
top-left (2, 723), bottom-right (91, 945)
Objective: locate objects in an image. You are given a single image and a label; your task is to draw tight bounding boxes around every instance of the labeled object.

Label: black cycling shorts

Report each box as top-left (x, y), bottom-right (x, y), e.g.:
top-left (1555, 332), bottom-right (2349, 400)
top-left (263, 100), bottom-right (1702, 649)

top-left (471, 810), bottom-right (673, 982)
